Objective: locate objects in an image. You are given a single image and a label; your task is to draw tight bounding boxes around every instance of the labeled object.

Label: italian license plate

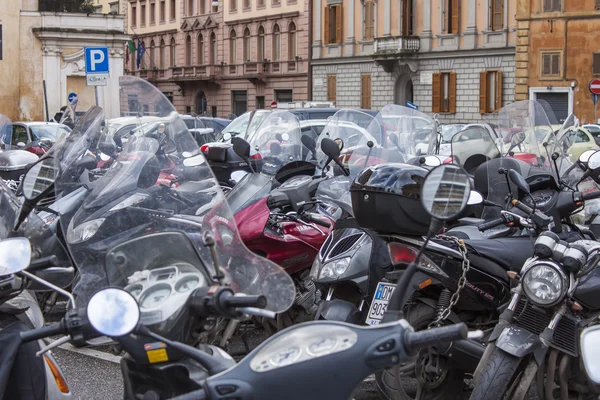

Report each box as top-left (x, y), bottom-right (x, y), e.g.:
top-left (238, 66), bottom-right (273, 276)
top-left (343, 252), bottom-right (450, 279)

top-left (365, 282), bottom-right (396, 325)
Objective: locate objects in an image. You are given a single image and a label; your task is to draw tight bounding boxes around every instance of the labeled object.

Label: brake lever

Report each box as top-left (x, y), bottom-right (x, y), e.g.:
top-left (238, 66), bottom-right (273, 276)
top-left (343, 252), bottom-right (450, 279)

top-left (240, 307), bottom-right (276, 319)
top-left (297, 216), bottom-right (325, 235)
top-left (36, 335), bottom-right (71, 357)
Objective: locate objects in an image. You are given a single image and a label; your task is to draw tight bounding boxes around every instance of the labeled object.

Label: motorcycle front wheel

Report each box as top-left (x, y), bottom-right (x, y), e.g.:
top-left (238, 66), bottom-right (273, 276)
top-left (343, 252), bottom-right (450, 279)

top-left (375, 303), bottom-right (465, 400)
top-left (469, 346), bottom-right (525, 400)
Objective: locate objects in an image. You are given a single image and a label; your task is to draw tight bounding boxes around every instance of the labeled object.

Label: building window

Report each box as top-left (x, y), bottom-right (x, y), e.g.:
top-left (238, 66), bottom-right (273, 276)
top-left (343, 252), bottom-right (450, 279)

top-left (188, 0), bottom-right (194, 14)
top-left (258, 26), bottom-right (265, 60)
top-left (324, 5), bottom-right (343, 44)
top-left (200, 0), bottom-right (205, 14)
top-left (131, 4), bottom-right (137, 26)
top-left (170, 0), bottom-right (176, 19)
top-left (186, 35), bottom-right (193, 65)
top-left (490, 0), bottom-right (503, 31)
top-left (363, 1), bottom-right (375, 40)
top-left (150, 40), bottom-right (155, 68)
top-left (243, 28), bottom-right (251, 61)
top-left (150, 2), bottom-right (155, 24)
top-left (288, 22), bottom-right (296, 59)
top-left (541, 52), bottom-right (561, 78)
top-left (230, 30), bottom-right (237, 64)
top-left (170, 37), bottom-right (176, 67)
top-left (444, 0), bottom-right (459, 34)
top-left (109, 1), bottom-right (119, 13)
top-left (256, 96), bottom-right (265, 109)
top-left (593, 53), bottom-right (600, 75)
top-left (273, 24), bottom-right (280, 61)
top-left (361, 74), bottom-right (372, 109)
top-left (141, 1), bottom-right (146, 26)
top-left (432, 72), bottom-right (457, 113)
top-left (273, 0), bottom-right (280, 5)
top-left (596, 0), bottom-right (600, 10)
top-left (160, 38), bottom-right (165, 68)
top-left (275, 89), bottom-right (293, 103)
top-left (230, 0), bottom-right (237, 10)
top-left (543, 0), bottom-right (560, 12)
top-left (479, 70), bottom-right (503, 114)
top-left (160, 0), bottom-right (165, 21)
top-left (258, 0), bottom-right (264, 6)
top-left (244, 0), bottom-right (251, 8)
top-left (327, 75), bottom-right (337, 103)
top-left (401, 0), bottom-right (413, 35)
top-left (211, 32), bottom-right (217, 63)
top-left (198, 34), bottom-right (205, 64)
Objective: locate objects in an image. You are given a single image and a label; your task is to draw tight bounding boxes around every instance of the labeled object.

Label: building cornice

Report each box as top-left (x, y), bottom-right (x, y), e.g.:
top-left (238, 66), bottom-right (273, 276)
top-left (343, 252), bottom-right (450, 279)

top-left (224, 11), bottom-right (300, 25)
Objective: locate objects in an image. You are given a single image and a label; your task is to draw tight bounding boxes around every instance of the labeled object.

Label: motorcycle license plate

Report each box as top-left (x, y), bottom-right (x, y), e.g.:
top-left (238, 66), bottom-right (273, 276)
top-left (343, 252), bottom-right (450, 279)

top-left (365, 282), bottom-right (395, 325)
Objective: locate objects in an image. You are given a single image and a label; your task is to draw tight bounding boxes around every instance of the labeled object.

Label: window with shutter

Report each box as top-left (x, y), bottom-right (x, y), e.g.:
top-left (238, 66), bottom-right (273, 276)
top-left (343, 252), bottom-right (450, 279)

top-left (594, 53), bottom-right (600, 75)
top-left (479, 70), bottom-right (503, 113)
top-left (327, 76), bottom-right (337, 103)
top-left (490, 0), bottom-right (503, 31)
top-left (449, 72), bottom-right (457, 114)
top-left (335, 5), bottom-right (343, 43)
top-left (596, 0), bottom-right (600, 9)
top-left (364, 1), bottom-right (375, 40)
top-left (540, 52), bottom-right (561, 77)
top-left (361, 75), bottom-right (372, 109)
top-left (432, 73), bottom-right (441, 113)
top-left (479, 72), bottom-right (487, 114)
top-left (324, 7), bottom-right (330, 44)
top-left (451, 0), bottom-right (459, 34)
top-left (543, 0), bottom-right (560, 11)
top-left (402, 0), bottom-right (413, 36)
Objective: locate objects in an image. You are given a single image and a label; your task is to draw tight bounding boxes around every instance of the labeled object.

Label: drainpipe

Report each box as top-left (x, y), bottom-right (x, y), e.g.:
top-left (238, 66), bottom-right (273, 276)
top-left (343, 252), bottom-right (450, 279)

top-left (308, 0), bottom-right (313, 100)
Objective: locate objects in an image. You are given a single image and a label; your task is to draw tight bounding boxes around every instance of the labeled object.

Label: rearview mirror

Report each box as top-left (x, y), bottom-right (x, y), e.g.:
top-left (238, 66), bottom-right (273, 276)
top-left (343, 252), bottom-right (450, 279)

top-left (321, 138), bottom-right (341, 160)
top-left (22, 156), bottom-right (59, 202)
top-left (508, 169), bottom-right (531, 194)
top-left (421, 155), bottom-right (441, 167)
top-left (0, 238), bottom-right (31, 275)
top-left (232, 137), bottom-right (251, 159)
top-left (222, 132), bottom-right (232, 141)
top-left (334, 138), bottom-right (344, 151)
top-left (588, 151), bottom-right (600, 171)
top-left (17, 142), bottom-right (25, 148)
top-left (581, 325), bottom-right (600, 384)
top-left (87, 288), bottom-right (140, 337)
top-left (421, 164), bottom-right (471, 221)
top-left (76, 154), bottom-right (97, 171)
top-left (301, 135), bottom-right (317, 154)
top-left (467, 190), bottom-right (484, 205)
top-left (579, 149), bottom-right (597, 165)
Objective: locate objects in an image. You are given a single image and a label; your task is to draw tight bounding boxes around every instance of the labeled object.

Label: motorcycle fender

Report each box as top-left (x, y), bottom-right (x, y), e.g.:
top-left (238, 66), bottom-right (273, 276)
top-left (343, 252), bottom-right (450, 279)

top-left (315, 299), bottom-right (361, 324)
top-left (495, 325), bottom-right (544, 359)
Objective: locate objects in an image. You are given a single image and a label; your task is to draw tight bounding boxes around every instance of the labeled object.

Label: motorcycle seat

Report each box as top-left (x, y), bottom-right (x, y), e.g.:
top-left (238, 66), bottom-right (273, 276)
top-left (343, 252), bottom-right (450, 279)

top-left (464, 237), bottom-right (533, 273)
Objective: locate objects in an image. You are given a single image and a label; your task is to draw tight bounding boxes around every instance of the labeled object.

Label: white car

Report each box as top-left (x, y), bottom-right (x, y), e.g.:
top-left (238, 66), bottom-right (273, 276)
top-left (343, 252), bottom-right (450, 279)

top-left (2, 122), bottom-right (71, 150)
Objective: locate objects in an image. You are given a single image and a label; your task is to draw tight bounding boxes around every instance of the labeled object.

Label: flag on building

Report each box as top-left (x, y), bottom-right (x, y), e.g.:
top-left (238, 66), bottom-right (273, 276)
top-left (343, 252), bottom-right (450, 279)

top-left (136, 40), bottom-right (146, 69)
top-left (126, 40), bottom-right (136, 64)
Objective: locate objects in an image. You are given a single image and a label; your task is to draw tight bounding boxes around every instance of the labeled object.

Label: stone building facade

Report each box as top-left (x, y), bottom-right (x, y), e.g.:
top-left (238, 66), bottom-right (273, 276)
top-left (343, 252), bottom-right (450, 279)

top-left (127, 0), bottom-right (309, 117)
top-left (311, 0), bottom-right (517, 123)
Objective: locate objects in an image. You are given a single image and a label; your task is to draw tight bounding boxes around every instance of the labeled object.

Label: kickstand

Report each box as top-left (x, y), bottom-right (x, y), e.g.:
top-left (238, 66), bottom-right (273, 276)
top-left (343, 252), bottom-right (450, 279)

top-left (241, 332), bottom-right (250, 354)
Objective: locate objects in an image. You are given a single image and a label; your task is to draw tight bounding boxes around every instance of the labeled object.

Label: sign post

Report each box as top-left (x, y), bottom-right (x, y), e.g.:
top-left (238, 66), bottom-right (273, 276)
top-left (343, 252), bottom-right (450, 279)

top-left (84, 46), bottom-right (110, 87)
top-left (589, 79), bottom-right (600, 123)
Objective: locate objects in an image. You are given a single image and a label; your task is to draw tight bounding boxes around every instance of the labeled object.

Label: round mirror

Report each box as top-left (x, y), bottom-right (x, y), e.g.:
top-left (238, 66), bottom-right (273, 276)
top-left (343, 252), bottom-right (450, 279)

top-left (223, 132), bottom-right (232, 141)
top-left (421, 164), bottom-right (471, 221)
top-left (589, 151), bottom-right (600, 171)
top-left (334, 138), bottom-right (344, 151)
top-left (99, 153), bottom-right (111, 162)
top-left (581, 325), bottom-right (600, 384)
top-left (22, 157), bottom-right (59, 201)
top-left (182, 154), bottom-right (206, 167)
top-left (87, 288), bottom-right (140, 337)
top-left (423, 156), bottom-right (442, 167)
top-left (511, 131), bottom-right (526, 147)
top-left (580, 149), bottom-right (598, 164)
top-left (281, 132), bottom-right (290, 142)
top-left (467, 190), bottom-right (484, 205)
top-left (0, 238), bottom-right (31, 275)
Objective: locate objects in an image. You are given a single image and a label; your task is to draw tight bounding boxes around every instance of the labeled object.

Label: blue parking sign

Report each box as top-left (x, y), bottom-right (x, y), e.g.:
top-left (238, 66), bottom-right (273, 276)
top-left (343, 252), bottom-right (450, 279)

top-left (85, 47), bottom-right (110, 74)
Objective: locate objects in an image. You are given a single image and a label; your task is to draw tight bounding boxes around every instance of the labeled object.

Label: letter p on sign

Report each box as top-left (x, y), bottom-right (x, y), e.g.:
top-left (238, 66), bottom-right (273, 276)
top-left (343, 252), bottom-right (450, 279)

top-left (85, 47), bottom-right (110, 74)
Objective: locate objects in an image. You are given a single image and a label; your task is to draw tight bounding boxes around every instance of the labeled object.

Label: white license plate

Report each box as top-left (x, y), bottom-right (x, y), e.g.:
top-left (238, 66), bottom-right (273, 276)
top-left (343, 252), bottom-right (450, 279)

top-left (365, 282), bottom-right (396, 325)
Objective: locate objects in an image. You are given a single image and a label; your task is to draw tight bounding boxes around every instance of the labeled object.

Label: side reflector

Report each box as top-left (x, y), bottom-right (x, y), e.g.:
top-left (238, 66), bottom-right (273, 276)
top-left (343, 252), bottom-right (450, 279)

top-left (44, 354), bottom-right (70, 394)
top-left (418, 279), bottom-right (432, 289)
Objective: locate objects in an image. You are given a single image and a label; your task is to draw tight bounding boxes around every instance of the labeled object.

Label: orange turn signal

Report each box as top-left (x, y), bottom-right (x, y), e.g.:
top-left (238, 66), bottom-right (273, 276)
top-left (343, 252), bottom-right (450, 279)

top-left (418, 279), bottom-right (432, 289)
top-left (44, 354), bottom-right (70, 394)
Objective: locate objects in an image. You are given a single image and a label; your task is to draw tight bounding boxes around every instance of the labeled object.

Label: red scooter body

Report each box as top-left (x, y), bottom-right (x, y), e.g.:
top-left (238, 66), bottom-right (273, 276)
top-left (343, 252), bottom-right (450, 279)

top-left (235, 197), bottom-right (333, 275)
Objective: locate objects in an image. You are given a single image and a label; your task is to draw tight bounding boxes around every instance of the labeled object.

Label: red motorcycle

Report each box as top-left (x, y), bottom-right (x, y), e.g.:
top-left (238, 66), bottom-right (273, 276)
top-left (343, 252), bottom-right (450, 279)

top-left (226, 111), bottom-right (334, 333)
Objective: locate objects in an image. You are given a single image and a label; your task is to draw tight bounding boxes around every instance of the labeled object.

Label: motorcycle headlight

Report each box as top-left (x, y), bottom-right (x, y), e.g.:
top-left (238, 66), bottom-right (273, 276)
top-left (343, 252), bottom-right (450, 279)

top-left (67, 218), bottom-right (105, 244)
top-left (318, 257), bottom-right (351, 280)
top-left (309, 256), bottom-right (321, 280)
top-left (109, 193), bottom-right (148, 212)
top-left (522, 261), bottom-right (567, 307)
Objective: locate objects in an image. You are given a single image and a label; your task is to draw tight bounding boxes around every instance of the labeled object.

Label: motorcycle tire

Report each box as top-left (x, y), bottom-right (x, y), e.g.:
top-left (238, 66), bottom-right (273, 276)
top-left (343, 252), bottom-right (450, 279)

top-left (375, 303), bottom-right (464, 400)
top-left (469, 346), bottom-right (522, 400)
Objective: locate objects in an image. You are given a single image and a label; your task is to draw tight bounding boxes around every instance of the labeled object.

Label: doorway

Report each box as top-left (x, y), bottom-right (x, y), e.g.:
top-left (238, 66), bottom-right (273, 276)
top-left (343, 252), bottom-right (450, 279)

top-left (394, 75), bottom-right (414, 106)
top-left (196, 91), bottom-right (207, 115)
top-left (232, 90), bottom-right (248, 116)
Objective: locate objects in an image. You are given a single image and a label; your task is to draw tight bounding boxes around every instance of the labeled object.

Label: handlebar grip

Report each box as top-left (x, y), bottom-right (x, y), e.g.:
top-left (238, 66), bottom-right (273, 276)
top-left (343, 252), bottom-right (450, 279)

top-left (222, 294), bottom-right (267, 309)
top-left (511, 199), bottom-right (534, 215)
top-left (28, 255), bottom-right (59, 272)
top-left (169, 389), bottom-right (207, 400)
top-left (406, 323), bottom-right (468, 350)
top-left (478, 217), bottom-right (506, 231)
top-left (583, 190), bottom-right (600, 201)
top-left (305, 213), bottom-right (331, 228)
top-left (20, 322), bottom-right (65, 343)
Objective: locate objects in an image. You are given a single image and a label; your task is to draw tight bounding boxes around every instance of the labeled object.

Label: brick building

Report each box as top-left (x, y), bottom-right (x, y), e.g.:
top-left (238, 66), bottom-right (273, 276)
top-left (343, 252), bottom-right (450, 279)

top-left (311, 0), bottom-right (517, 122)
top-left (127, 0), bottom-right (309, 117)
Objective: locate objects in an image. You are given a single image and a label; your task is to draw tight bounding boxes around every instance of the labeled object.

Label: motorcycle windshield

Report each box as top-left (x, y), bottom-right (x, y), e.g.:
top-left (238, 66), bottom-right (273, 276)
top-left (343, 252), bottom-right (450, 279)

top-left (450, 125), bottom-right (500, 173)
top-left (347, 105), bottom-right (436, 178)
top-left (248, 111), bottom-right (307, 176)
top-left (217, 110), bottom-right (270, 142)
top-left (59, 77), bottom-right (294, 324)
top-left (554, 113), bottom-right (583, 185)
top-left (314, 109), bottom-right (376, 213)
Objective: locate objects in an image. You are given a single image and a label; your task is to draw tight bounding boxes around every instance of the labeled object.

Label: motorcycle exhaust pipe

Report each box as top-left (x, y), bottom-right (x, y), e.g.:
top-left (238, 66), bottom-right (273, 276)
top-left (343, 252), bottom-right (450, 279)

top-left (443, 339), bottom-right (486, 371)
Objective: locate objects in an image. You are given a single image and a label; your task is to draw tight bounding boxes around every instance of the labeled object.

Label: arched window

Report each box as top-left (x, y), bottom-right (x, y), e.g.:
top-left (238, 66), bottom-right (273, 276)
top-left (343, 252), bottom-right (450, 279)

top-left (170, 37), bottom-right (176, 67)
top-left (229, 29), bottom-right (237, 64)
top-left (243, 28), bottom-right (251, 62)
top-left (257, 25), bottom-right (265, 61)
top-left (186, 35), bottom-right (192, 65)
top-left (210, 32), bottom-right (217, 64)
top-left (272, 24), bottom-right (280, 61)
top-left (288, 22), bottom-right (296, 60)
top-left (197, 34), bottom-right (205, 64)
top-left (160, 39), bottom-right (165, 69)
top-left (150, 40), bottom-right (155, 68)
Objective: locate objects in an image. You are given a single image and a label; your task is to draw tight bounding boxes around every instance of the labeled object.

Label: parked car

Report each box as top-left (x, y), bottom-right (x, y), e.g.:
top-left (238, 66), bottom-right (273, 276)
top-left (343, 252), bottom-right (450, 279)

top-left (199, 117), bottom-right (232, 136)
top-left (558, 126), bottom-right (600, 161)
top-left (180, 115), bottom-right (217, 146)
top-left (107, 116), bottom-right (162, 148)
top-left (583, 124), bottom-right (600, 145)
top-left (1, 122), bottom-right (71, 153)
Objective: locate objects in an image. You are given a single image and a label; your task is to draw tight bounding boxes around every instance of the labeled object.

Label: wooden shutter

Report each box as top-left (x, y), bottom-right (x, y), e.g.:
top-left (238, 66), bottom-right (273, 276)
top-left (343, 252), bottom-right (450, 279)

top-left (543, 0), bottom-right (551, 11)
top-left (542, 54), bottom-right (551, 76)
top-left (328, 76), bottom-right (337, 102)
top-left (335, 5), bottom-right (343, 44)
top-left (451, 0), bottom-right (459, 34)
top-left (495, 71), bottom-right (503, 111)
top-left (324, 7), bottom-right (330, 44)
top-left (361, 75), bottom-right (372, 109)
top-left (449, 72), bottom-right (457, 114)
top-left (596, 0), bottom-right (600, 9)
top-left (479, 71), bottom-right (487, 114)
top-left (432, 73), bottom-right (441, 113)
top-left (551, 53), bottom-right (560, 75)
top-left (593, 53), bottom-right (600, 75)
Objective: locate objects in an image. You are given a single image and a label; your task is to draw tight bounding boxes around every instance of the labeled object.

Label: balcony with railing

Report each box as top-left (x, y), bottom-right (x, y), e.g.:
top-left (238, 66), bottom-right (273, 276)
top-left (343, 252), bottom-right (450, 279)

top-left (373, 36), bottom-right (420, 55)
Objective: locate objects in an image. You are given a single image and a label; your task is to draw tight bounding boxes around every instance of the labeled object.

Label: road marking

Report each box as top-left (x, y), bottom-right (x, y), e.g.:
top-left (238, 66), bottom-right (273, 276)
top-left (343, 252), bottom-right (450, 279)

top-left (55, 342), bottom-right (122, 364)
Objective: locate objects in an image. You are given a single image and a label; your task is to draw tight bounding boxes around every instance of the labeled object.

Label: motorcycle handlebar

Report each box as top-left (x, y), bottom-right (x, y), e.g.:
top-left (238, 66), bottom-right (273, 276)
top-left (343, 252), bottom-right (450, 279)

top-left (221, 293), bottom-right (267, 309)
top-left (20, 322), bottom-right (65, 343)
top-left (405, 323), bottom-right (468, 350)
top-left (478, 217), bottom-right (506, 231)
top-left (170, 389), bottom-right (207, 400)
top-left (304, 213), bottom-right (331, 228)
top-left (27, 255), bottom-right (59, 272)
top-left (583, 190), bottom-right (600, 201)
top-left (511, 199), bottom-right (533, 215)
